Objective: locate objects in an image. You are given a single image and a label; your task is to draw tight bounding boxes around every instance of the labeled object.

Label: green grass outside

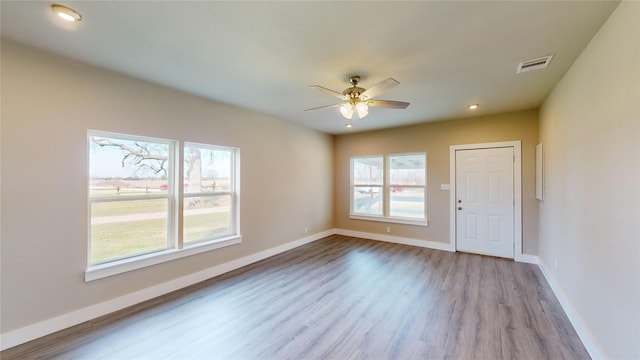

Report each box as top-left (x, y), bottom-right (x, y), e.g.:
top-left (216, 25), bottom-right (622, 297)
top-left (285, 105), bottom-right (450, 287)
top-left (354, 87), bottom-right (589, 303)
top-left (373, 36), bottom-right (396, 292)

top-left (91, 210), bottom-right (230, 263)
top-left (184, 212), bottom-right (230, 243)
top-left (92, 199), bottom-right (167, 217)
top-left (91, 218), bottom-right (167, 263)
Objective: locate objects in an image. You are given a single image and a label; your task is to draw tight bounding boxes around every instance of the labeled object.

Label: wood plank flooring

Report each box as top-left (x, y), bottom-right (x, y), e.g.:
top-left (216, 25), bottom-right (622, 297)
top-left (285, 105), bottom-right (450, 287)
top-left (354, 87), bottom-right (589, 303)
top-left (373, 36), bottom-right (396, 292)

top-left (1, 235), bottom-right (590, 359)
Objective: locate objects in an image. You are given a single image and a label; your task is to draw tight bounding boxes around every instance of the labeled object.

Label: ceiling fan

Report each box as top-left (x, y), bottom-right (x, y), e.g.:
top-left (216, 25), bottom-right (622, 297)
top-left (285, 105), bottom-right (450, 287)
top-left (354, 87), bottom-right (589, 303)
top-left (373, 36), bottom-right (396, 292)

top-left (305, 75), bottom-right (410, 120)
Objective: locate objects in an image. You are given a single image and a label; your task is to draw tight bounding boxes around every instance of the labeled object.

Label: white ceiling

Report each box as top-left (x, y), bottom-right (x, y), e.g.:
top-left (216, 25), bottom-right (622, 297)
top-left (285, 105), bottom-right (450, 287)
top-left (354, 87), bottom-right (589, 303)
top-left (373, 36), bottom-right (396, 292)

top-left (1, 1), bottom-right (619, 134)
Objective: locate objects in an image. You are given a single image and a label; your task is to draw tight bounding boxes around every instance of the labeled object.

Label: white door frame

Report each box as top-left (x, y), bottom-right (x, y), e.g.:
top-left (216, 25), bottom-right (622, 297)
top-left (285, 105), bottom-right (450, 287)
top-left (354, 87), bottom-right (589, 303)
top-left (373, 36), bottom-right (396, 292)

top-left (449, 141), bottom-right (524, 261)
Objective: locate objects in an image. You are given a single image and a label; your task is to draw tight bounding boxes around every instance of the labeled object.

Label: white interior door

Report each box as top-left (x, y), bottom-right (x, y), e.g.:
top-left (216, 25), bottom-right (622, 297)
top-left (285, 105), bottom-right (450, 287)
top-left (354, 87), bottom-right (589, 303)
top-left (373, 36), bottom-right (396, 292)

top-left (455, 147), bottom-right (514, 258)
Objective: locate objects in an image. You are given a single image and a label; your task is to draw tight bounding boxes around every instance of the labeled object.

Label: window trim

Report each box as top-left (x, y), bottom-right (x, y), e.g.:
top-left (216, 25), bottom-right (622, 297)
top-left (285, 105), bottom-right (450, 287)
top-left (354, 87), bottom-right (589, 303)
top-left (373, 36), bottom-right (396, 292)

top-left (86, 130), bottom-right (241, 281)
top-left (349, 152), bottom-right (428, 226)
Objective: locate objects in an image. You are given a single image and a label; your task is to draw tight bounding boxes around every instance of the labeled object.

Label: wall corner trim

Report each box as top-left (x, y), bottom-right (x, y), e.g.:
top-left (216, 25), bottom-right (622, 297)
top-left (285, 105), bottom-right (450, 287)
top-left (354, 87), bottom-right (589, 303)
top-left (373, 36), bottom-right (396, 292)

top-left (0, 229), bottom-right (338, 351)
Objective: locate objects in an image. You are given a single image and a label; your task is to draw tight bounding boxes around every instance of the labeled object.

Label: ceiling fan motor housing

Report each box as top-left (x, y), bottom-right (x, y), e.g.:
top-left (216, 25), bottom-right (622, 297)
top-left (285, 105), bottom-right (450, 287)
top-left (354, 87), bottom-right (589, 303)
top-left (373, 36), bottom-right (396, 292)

top-left (344, 86), bottom-right (366, 103)
top-left (344, 76), bottom-right (365, 103)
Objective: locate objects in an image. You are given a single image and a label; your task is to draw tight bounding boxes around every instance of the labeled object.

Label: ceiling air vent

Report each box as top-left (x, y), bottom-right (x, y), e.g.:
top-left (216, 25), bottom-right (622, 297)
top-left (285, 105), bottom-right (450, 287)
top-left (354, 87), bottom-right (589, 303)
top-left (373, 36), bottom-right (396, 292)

top-left (517, 55), bottom-right (554, 73)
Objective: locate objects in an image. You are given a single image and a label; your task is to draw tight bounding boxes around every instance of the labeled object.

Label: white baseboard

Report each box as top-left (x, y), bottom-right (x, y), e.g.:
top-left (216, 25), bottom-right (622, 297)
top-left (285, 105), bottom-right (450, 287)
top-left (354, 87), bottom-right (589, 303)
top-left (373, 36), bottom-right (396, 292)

top-left (536, 259), bottom-right (603, 359)
top-left (0, 229), bottom-right (336, 351)
top-left (515, 253), bottom-right (539, 264)
top-left (336, 228), bottom-right (455, 252)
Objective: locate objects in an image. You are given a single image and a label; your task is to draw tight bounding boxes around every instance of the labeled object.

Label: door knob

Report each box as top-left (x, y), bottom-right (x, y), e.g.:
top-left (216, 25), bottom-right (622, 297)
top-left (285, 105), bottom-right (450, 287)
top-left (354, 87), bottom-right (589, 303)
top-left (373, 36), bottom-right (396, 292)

top-left (458, 200), bottom-right (462, 203)
top-left (457, 207), bottom-right (463, 210)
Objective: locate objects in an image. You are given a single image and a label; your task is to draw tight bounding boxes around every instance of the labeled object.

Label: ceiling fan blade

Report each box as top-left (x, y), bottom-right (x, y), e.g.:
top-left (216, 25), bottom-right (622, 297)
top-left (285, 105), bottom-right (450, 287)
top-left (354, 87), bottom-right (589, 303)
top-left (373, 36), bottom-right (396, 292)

top-left (366, 99), bottom-right (410, 109)
top-left (309, 85), bottom-right (348, 100)
top-left (360, 78), bottom-right (400, 100)
top-left (304, 103), bottom-right (343, 112)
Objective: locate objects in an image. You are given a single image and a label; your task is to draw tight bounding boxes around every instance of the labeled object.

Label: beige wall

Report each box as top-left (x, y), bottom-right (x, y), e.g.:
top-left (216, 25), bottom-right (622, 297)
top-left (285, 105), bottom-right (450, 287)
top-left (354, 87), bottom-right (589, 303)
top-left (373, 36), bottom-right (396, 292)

top-left (334, 110), bottom-right (539, 254)
top-left (0, 40), bottom-right (334, 333)
top-left (539, 2), bottom-right (640, 358)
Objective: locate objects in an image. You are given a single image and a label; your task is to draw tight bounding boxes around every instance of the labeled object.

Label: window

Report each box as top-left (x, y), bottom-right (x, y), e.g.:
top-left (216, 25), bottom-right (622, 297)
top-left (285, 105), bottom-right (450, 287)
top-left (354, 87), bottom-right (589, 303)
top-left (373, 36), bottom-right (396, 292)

top-left (183, 143), bottom-right (236, 244)
top-left (351, 156), bottom-right (384, 216)
top-left (88, 131), bottom-right (240, 279)
top-left (350, 153), bottom-right (427, 226)
top-left (388, 154), bottom-right (426, 219)
top-left (88, 133), bottom-right (174, 264)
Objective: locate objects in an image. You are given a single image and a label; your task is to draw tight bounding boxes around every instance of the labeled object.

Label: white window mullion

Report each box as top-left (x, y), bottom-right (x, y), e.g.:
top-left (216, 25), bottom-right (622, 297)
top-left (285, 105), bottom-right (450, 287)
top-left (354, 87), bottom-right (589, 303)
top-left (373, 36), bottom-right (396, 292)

top-left (175, 141), bottom-right (184, 250)
top-left (350, 157), bottom-right (355, 214)
top-left (231, 192), bottom-right (237, 239)
top-left (233, 149), bottom-right (239, 236)
top-left (384, 155), bottom-right (389, 218)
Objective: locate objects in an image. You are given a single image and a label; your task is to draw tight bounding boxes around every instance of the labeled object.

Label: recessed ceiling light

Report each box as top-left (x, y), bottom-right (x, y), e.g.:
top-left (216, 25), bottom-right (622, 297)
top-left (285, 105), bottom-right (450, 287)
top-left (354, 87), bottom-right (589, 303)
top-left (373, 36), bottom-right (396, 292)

top-left (468, 104), bottom-right (479, 110)
top-left (345, 124), bottom-right (352, 128)
top-left (51, 4), bottom-right (82, 22)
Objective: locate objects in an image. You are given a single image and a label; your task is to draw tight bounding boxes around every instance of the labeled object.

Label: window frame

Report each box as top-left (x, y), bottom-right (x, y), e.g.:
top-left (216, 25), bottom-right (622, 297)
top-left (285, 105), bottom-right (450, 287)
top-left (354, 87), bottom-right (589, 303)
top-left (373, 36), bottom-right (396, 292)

top-left (350, 152), bottom-right (428, 227)
top-left (86, 130), bottom-right (241, 281)
top-left (386, 152), bottom-right (427, 222)
top-left (182, 141), bottom-right (239, 246)
top-left (350, 155), bottom-right (384, 217)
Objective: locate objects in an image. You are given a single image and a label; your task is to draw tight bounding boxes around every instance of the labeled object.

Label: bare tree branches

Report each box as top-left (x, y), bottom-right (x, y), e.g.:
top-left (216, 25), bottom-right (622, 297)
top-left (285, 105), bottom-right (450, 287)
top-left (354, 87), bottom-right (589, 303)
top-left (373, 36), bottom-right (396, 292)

top-left (91, 137), bottom-right (168, 177)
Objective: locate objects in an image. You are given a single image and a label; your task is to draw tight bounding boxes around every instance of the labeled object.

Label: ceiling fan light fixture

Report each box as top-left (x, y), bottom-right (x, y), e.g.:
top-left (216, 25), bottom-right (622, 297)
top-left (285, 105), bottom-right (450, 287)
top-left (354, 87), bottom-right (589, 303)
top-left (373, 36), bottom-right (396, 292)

top-left (356, 102), bottom-right (369, 119)
top-left (340, 103), bottom-right (354, 119)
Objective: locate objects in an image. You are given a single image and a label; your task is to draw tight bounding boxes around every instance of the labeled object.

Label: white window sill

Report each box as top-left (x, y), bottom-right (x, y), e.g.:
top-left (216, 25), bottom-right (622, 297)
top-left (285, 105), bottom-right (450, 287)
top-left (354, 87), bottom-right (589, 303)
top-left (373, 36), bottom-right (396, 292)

top-left (349, 214), bottom-right (428, 227)
top-left (85, 236), bottom-right (242, 282)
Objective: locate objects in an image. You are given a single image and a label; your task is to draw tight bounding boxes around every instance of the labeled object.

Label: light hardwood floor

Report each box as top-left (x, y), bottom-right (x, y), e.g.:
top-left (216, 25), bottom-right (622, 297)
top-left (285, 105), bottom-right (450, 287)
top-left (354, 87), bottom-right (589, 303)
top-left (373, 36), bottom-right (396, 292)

top-left (2, 235), bottom-right (590, 359)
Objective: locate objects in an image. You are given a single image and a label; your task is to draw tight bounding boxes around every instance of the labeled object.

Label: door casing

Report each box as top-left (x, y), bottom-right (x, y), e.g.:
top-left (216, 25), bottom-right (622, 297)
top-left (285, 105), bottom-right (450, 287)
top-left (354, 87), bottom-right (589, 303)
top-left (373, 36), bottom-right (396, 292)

top-left (449, 141), bottom-right (523, 261)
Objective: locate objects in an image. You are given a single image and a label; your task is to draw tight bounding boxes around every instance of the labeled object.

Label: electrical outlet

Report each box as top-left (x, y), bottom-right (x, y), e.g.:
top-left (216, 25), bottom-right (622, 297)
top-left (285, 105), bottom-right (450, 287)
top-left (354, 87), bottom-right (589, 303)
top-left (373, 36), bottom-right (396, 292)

top-left (386, 226), bottom-right (391, 233)
top-left (554, 259), bottom-right (558, 271)
top-left (304, 227), bottom-right (308, 235)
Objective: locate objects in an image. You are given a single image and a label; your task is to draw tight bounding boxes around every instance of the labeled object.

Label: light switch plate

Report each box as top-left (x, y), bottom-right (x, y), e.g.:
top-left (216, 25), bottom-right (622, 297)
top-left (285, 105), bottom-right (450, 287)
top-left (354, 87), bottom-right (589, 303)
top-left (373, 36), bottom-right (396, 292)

top-left (440, 184), bottom-right (450, 190)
